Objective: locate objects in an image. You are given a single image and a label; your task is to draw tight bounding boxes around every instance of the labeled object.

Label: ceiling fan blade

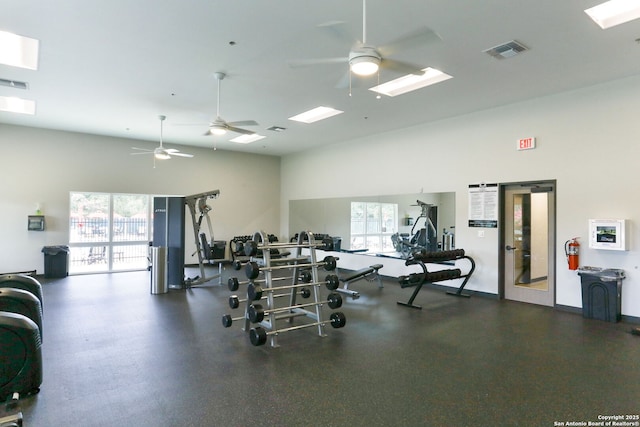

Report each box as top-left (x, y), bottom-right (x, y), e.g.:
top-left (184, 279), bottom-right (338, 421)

top-left (380, 58), bottom-right (425, 75)
top-left (131, 147), bottom-right (153, 152)
top-left (377, 27), bottom-right (441, 57)
top-left (316, 20), bottom-right (355, 45)
top-left (226, 126), bottom-right (256, 135)
top-left (227, 120), bottom-right (258, 127)
top-left (288, 57), bottom-right (349, 68)
top-left (130, 151), bottom-right (153, 156)
top-left (165, 148), bottom-right (194, 157)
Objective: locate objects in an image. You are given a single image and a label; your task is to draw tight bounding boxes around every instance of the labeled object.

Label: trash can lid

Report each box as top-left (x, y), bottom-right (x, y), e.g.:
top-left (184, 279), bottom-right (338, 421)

top-left (42, 245), bottom-right (70, 254)
top-left (577, 266), bottom-right (625, 280)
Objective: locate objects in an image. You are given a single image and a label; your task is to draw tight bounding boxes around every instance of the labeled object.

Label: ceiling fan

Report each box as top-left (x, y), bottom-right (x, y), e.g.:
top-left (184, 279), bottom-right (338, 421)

top-left (131, 115), bottom-right (194, 165)
top-left (289, 0), bottom-right (441, 84)
top-left (204, 72), bottom-right (258, 136)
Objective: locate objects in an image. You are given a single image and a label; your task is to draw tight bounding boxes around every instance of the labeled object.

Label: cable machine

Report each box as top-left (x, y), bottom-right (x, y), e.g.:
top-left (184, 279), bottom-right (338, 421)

top-left (184, 190), bottom-right (225, 287)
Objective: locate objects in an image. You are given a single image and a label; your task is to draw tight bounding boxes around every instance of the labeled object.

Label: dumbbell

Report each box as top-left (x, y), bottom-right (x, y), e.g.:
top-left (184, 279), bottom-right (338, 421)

top-left (247, 274), bottom-right (339, 300)
top-left (245, 256), bottom-right (337, 280)
top-left (228, 287), bottom-right (311, 309)
top-left (228, 271), bottom-right (313, 292)
top-left (247, 292), bottom-right (343, 323)
top-left (243, 240), bottom-right (332, 257)
top-left (249, 312), bottom-right (347, 346)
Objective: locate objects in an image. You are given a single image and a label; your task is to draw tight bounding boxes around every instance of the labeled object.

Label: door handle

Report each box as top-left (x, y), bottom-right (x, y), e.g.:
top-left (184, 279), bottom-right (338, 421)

top-left (505, 245), bottom-right (516, 251)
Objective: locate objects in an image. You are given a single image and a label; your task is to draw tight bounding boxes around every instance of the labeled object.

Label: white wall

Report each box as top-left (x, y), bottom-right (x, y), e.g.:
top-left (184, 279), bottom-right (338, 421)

top-left (0, 124), bottom-right (281, 274)
top-left (280, 74), bottom-right (640, 318)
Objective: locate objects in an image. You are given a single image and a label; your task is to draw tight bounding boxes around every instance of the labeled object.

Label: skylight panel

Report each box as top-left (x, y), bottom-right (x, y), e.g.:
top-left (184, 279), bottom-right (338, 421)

top-left (230, 134), bottom-right (266, 144)
top-left (369, 68), bottom-right (452, 97)
top-left (0, 30), bottom-right (39, 70)
top-left (0, 96), bottom-right (36, 114)
top-left (288, 106), bottom-right (344, 124)
top-left (585, 0), bottom-right (640, 29)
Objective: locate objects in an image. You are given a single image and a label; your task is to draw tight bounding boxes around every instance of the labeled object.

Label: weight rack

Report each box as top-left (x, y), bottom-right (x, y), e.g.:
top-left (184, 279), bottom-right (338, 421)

top-left (224, 230), bottom-right (345, 348)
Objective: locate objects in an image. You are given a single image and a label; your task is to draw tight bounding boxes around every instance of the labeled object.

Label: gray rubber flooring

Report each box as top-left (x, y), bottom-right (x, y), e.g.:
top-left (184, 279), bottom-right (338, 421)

top-left (18, 268), bottom-right (640, 426)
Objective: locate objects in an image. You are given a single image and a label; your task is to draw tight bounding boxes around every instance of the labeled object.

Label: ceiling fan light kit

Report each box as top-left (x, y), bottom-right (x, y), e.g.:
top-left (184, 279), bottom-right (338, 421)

top-left (349, 49), bottom-right (381, 76)
top-left (130, 114), bottom-right (194, 164)
top-left (209, 125), bottom-right (227, 135)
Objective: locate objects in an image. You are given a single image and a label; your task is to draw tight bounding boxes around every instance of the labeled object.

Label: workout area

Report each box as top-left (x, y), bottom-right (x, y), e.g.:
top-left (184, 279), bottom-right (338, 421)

top-left (3, 2), bottom-right (640, 426)
top-left (0, 270), bottom-right (635, 426)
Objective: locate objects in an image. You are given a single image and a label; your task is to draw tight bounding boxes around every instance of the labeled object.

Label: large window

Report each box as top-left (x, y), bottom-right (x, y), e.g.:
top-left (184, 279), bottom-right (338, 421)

top-left (350, 202), bottom-right (397, 252)
top-left (69, 192), bottom-right (152, 274)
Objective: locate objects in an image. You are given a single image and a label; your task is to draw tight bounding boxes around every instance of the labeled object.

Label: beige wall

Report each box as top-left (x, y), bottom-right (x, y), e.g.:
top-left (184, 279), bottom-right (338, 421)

top-left (0, 124), bottom-right (281, 274)
top-left (281, 74), bottom-right (640, 318)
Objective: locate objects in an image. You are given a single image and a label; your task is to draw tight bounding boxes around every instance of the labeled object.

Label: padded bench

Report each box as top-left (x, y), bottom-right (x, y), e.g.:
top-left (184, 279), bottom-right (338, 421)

top-left (337, 264), bottom-right (384, 299)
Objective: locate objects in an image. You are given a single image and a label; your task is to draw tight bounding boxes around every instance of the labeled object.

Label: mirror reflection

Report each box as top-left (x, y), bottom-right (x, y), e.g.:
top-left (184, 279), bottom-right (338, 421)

top-left (289, 192), bottom-right (455, 259)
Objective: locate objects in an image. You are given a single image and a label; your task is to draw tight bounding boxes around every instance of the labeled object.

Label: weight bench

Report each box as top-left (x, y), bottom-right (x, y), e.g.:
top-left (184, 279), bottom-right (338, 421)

top-left (337, 264), bottom-right (384, 299)
top-left (397, 249), bottom-right (475, 309)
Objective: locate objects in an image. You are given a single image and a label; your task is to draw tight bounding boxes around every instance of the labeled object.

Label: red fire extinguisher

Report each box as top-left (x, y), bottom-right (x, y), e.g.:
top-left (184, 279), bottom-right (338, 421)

top-left (565, 238), bottom-right (580, 270)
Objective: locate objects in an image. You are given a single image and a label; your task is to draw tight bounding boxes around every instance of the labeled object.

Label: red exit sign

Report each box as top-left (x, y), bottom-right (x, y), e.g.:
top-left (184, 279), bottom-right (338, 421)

top-left (517, 137), bottom-right (536, 150)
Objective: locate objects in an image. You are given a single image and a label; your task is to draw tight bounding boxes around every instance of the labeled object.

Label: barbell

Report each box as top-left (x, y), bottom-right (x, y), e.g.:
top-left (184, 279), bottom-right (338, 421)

top-left (228, 271), bottom-right (312, 292)
top-left (245, 256), bottom-right (337, 280)
top-left (247, 274), bottom-right (339, 301)
top-left (247, 292), bottom-right (343, 323)
top-left (228, 287), bottom-right (311, 309)
top-left (249, 312), bottom-right (347, 346)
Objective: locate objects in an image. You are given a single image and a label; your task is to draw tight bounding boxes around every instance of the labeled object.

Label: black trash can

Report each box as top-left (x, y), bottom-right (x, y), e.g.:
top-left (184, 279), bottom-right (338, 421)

top-left (41, 246), bottom-right (69, 278)
top-left (577, 267), bottom-right (624, 323)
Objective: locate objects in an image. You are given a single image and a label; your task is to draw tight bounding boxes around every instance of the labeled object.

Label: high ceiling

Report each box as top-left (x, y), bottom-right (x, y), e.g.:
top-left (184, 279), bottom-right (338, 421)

top-left (2, 1), bottom-right (640, 156)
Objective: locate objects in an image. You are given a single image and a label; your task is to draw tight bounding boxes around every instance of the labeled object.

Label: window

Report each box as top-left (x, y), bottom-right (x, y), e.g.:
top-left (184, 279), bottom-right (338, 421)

top-left (69, 192), bottom-right (152, 274)
top-left (350, 202), bottom-right (398, 252)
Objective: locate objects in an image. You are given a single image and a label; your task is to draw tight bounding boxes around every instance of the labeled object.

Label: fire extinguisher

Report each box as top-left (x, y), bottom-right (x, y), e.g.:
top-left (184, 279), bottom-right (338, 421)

top-left (565, 238), bottom-right (580, 270)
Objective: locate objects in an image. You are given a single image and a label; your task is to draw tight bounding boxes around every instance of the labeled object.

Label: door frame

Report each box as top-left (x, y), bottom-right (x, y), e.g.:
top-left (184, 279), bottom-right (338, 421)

top-left (498, 180), bottom-right (557, 305)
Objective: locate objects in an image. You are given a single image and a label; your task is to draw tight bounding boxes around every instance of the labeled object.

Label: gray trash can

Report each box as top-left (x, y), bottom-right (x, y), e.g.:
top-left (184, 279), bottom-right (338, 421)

top-left (577, 267), bottom-right (624, 322)
top-left (150, 246), bottom-right (168, 294)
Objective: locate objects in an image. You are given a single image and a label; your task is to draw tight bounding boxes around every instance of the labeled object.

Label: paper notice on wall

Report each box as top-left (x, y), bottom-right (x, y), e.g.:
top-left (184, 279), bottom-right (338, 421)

top-left (468, 183), bottom-right (498, 228)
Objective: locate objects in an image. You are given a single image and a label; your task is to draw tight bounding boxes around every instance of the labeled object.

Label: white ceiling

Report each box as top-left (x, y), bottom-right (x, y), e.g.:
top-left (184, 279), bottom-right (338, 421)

top-left (2, 0), bottom-right (640, 156)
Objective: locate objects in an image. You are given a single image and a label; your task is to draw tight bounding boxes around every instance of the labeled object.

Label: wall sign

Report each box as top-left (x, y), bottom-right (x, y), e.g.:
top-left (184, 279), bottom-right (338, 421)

top-left (517, 137), bottom-right (536, 151)
top-left (468, 183), bottom-right (498, 228)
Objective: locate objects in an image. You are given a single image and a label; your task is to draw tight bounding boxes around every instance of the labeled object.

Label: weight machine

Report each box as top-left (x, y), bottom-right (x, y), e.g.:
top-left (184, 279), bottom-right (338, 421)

top-left (392, 200), bottom-right (438, 258)
top-left (184, 190), bottom-right (228, 287)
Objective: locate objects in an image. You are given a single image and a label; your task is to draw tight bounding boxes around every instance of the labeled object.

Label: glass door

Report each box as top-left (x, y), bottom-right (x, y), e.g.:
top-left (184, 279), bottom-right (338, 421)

top-left (69, 192), bottom-right (151, 274)
top-left (503, 183), bottom-right (555, 306)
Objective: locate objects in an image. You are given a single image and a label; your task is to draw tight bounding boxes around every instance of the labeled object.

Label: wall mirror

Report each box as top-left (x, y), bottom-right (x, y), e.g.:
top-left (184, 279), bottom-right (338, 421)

top-left (289, 192), bottom-right (455, 259)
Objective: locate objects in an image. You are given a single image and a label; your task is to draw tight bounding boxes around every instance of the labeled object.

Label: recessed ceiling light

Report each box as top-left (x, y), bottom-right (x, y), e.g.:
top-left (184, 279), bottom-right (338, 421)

top-left (288, 106), bottom-right (344, 124)
top-left (369, 68), bottom-right (452, 97)
top-left (0, 96), bottom-right (36, 114)
top-left (585, 0), bottom-right (640, 29)
top-left (230, 134), bottom-right (266, 144)
top-left (0, 30), bottom-right (39, 70)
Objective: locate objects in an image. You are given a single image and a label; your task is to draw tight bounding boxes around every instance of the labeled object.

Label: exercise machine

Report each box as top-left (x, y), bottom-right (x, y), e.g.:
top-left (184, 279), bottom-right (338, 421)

top-left (336, 264), bottom-right (384, 299)
top-left (0, 393), bottom-right (22, 427)
top-left (184, 190), bottom-right (229, 287)
top-left (392, 200), bottom-right (439, 258)
top-left (397, 249), bottom-right (476, 309)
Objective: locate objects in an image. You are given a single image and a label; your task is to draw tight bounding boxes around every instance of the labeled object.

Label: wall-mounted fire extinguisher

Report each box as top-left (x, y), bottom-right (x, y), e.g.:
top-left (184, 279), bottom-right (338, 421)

top-left (564, 237), bottom-right (580, 270)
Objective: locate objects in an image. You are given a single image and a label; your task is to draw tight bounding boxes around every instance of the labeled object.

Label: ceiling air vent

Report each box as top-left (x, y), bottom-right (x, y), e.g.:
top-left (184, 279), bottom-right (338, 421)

top-left (0, 78), bottom-right (28, 89)
top-left (484, 40), bottom-right (528, 60)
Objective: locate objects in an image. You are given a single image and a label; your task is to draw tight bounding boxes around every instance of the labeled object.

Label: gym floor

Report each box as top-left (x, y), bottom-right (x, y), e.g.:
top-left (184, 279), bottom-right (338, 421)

top-left (20, 267), bottom-right (640, 426)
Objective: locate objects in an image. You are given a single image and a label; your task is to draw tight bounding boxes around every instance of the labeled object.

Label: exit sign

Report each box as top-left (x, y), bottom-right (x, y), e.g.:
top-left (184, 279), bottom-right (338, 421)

top-left (517, 137), bottom-right (536, 150)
